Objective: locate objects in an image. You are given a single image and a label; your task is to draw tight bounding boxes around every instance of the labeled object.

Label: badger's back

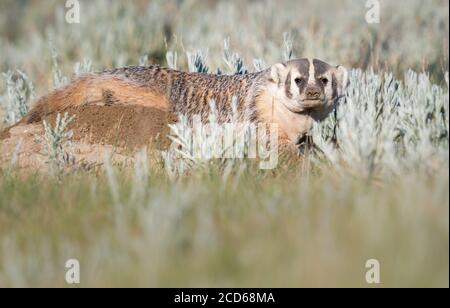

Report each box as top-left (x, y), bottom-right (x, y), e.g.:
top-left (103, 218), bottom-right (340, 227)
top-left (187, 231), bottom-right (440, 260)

top-left (20, 65), bottom-right (265, 126)
top-left (22, 67), bottom-right (170, 125)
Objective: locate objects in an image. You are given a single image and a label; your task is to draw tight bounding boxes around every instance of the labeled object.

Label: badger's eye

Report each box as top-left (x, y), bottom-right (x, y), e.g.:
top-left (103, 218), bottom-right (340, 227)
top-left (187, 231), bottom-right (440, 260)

top-left (320, 77), bottom-right (329, 85)
top-left (295, 77), bottom-right (304, 85)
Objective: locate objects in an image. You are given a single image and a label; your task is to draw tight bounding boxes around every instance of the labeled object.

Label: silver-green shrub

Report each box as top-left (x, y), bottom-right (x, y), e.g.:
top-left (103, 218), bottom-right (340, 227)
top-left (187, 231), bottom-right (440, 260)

top-left (51, 45), bottom-right (69, 88)
top-left (39, 113), bottom-right (76, 176)
top-left (313, 69), bottom-right (449, 176)
top-left (1, 70), bottom-right (34, 125)
top-left (186, 49), bottom-right (209, 73)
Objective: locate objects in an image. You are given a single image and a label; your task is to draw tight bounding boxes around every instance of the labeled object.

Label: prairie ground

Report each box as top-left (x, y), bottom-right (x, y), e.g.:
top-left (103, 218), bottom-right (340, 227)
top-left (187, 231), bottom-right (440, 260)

top-left (0, 163), bottom-right (448, 288)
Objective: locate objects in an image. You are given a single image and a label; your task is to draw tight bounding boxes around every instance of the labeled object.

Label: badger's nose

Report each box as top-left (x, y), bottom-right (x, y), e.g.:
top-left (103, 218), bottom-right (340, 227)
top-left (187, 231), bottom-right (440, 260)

top-left (305, 87), bottom-right (321, 99)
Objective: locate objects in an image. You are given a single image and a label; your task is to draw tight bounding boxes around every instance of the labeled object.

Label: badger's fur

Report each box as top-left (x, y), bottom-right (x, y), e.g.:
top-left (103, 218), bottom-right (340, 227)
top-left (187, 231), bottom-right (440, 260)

top-left (17, 58), bottom-right (348, 145)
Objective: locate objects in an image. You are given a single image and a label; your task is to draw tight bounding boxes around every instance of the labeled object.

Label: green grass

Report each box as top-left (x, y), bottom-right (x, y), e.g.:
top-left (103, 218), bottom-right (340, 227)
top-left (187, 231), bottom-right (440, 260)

top-left (0, 163), bottom-right (448, 287)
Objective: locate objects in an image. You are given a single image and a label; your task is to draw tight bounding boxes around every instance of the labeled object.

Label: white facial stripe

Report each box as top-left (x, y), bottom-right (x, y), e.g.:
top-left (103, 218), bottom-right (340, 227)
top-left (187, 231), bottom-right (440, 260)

top-left (308, 58), bottom-right (316, 84)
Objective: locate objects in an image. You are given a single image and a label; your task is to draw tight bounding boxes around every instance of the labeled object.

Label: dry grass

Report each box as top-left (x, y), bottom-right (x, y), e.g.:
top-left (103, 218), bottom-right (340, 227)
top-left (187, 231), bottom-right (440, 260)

top-left (0, 161), bottom-right (448, 287)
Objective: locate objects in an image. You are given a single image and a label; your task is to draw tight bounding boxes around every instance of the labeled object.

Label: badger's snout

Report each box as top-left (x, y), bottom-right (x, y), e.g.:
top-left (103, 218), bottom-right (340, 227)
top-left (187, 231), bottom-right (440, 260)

top-left (304, 85), bottom-right (322, 100)
top-left (300, 84), bottom-right (325, 109)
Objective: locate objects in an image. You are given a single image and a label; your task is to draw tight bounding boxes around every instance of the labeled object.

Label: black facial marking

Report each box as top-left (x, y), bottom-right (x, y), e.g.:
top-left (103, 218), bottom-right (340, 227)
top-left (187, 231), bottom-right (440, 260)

top-left (287, 59), bottom-right (310, 95)
top-left (288, 59), bottom-right (309, 77)
top-left (313, 59), bottom-right (330, 76)
top-left (313, 59), bottom-right (332, 93)
top-left (295, 76), bottom-right (307, 94)
top-left (298, 59), bottom-right (310, 78)
top-left (285, 71), bottom-right (293, 99)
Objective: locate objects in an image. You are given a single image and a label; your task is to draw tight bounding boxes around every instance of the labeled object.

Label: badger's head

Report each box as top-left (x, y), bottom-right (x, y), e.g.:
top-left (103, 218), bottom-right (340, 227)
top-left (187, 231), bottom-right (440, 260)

top-left (268, 58), bottom-right (348, 120)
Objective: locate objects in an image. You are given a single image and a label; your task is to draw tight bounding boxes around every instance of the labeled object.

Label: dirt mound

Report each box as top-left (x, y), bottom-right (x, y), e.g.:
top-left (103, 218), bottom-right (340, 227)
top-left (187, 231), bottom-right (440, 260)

top-left (0, 105), bottom-right (179, 172)
top-left (45, 105), bottom-right (178, 150)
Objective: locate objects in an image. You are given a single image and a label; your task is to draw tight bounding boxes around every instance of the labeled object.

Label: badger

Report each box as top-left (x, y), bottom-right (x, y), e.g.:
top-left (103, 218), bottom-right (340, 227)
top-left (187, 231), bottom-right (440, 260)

top-left (15, 58), bottom-right (348, 146)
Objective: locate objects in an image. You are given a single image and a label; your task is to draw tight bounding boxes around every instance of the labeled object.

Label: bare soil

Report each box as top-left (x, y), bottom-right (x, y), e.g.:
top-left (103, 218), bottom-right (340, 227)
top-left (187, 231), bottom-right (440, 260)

top-left (0, 105), bottom-right (178, 172)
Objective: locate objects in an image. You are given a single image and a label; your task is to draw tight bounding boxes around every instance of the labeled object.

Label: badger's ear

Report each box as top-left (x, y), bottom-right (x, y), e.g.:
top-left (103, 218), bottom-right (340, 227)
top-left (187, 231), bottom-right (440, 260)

top-left (334, 65), bottom-right (349, 96)
top-left (270, 63), bottom-right (287, 85)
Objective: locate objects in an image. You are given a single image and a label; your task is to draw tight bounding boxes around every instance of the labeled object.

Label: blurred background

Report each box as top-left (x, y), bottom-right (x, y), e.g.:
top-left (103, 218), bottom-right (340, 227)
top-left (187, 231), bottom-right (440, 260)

top-left (0, 0), bottom-right (448, 97)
